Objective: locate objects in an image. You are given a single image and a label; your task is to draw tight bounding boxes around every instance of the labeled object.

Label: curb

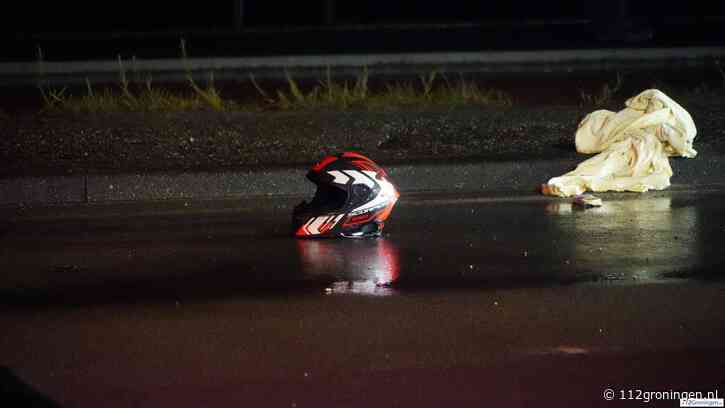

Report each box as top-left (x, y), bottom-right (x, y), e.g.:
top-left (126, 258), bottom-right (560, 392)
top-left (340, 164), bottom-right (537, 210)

top-left (3, 154), bottom-right (725, 206)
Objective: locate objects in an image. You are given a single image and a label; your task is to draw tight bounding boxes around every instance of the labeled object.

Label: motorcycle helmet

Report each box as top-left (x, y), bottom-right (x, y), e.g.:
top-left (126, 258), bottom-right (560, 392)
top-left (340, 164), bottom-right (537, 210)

top-left (293, 152), bottom-right (400, 238)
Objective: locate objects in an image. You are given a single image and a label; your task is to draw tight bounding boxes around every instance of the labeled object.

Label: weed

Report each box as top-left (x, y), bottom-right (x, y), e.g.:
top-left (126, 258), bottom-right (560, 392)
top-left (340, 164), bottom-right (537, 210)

top-left (420, 70), bottom-right (438, 101)
top-left (316, 66), bottom-right (370, 109)
top-left (116, 55), bottom-right (142, 110)
top-left (36, 46), bottom-right (68, 110)
top-left (371, 72), bottom-right (511, 108)
top-left (35, 46), bottom-right (46, 88)
top-left (284, 69), bottom-right (308, 105)
top-left (37, 43), bottom-right (513, 113)
top-left (579, 73), bottom-right (623, 106)
top-left (266, 67), bottom-right (374, 110)
top-left (438, 73), bottom-right (513, 107)
top-left (180, 38), bottom-right (225, 110)
top-left (52, 65), bottom-right (209, 113)
top-left (249, 73), bottom-right (274, 106)
top-left (263, 68), bottom-right (511, 111)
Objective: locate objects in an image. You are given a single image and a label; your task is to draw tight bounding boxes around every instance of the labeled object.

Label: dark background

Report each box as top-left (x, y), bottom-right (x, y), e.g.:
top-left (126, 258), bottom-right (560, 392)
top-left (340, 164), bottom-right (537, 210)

top-left (5, 1), bottom-right (724, 30)
top-left (3, 1), bottom-right (725, 61)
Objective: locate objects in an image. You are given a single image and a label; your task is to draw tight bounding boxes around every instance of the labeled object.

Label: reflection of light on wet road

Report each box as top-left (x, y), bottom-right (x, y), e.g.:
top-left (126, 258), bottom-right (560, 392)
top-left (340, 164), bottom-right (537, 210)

top-left (297, 238), bottom-right (399, 296)
top-left (324, 281), bottom-right (396, 296)
top-left (545, 196), bottom-right (699, 281)
top-left (525, 346), bottom-right (593, 356)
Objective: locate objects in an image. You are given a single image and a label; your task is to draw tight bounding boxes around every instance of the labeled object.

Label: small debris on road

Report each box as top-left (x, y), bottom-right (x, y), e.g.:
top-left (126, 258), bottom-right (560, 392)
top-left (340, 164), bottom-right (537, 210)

top-left (573, 194), bottom-right (603, 207)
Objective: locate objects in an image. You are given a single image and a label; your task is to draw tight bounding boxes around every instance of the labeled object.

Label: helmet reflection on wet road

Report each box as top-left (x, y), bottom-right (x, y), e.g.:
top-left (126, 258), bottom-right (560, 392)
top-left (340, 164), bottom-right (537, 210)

top-left (296, 238), bottom-right (400, 295)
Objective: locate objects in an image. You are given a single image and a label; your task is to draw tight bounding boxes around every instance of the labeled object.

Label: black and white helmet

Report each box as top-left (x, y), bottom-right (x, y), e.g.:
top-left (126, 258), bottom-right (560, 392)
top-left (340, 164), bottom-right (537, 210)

top-left (292, 152), bottom-right (399, 238)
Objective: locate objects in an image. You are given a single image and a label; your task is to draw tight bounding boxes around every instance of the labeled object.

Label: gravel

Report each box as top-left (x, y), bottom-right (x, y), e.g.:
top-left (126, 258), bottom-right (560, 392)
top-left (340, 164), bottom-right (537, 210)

top-left (1, 88), bottom-right (724, 178)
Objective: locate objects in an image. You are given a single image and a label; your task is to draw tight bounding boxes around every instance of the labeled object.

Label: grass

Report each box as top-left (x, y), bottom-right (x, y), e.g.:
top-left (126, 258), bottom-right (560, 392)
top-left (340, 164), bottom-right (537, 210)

top-left (179, 39), bottom-right (226, 110)
top-left (35, 41), bottom-right (229, 113)
top-left (29, 46), bottom-right (725, 114)
top-left (35, 42), bottom-right (513, 113)
top-left (243, 68), bottom-right (512, 110)
top-left (578, 72), bottom-right (623, 107)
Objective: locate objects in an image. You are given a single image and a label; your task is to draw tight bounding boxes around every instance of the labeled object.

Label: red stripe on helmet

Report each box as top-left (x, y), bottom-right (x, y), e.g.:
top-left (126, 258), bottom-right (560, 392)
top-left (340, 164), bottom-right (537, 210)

top-left (351, 160), bottom-right (379, 173)
top-left (295, 225), bottom-right (311, 236)
top-left (343, 212), bottom-right (376, 227)
top-left (295, 218), bottom-right (315, 236)
top-left (342, 152), bottom-right (373, 162)
top-left (318, 217), bottom-right (336, 234)
top-left (311, 155), bottom-right (338, 172)
top-left (375, 201), bottom-right (397, 223)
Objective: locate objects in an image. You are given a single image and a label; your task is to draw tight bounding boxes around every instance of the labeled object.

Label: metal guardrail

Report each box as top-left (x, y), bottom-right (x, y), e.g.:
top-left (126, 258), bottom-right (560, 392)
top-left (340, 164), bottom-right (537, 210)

top-left (1, 46), bottom-right (724, 86)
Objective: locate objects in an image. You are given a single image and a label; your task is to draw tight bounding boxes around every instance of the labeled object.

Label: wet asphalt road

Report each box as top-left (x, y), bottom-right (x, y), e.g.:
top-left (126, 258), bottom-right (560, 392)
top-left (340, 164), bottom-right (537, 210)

top-left (1, 188), bottom-right (724, 407)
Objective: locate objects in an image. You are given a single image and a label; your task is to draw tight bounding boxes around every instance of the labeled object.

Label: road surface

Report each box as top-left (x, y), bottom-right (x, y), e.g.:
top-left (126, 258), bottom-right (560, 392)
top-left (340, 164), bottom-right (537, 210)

top-left (1, 188), bottom-right (724, 407)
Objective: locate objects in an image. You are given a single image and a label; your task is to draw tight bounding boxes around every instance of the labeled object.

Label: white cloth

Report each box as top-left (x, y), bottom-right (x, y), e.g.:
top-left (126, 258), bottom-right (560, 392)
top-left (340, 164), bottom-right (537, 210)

top-left (542, 89), bottom-right (697, 197)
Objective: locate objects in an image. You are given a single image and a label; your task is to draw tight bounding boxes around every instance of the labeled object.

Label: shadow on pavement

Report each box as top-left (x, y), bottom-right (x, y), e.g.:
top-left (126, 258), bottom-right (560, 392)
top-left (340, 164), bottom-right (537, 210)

top-left (0, 366), bottom-right (61, 408)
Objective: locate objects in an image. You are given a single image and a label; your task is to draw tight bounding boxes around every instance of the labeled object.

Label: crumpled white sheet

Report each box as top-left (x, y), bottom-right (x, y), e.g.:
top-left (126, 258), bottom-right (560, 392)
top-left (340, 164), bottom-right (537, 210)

top-left (542, 89), bottom-right (697, 197)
